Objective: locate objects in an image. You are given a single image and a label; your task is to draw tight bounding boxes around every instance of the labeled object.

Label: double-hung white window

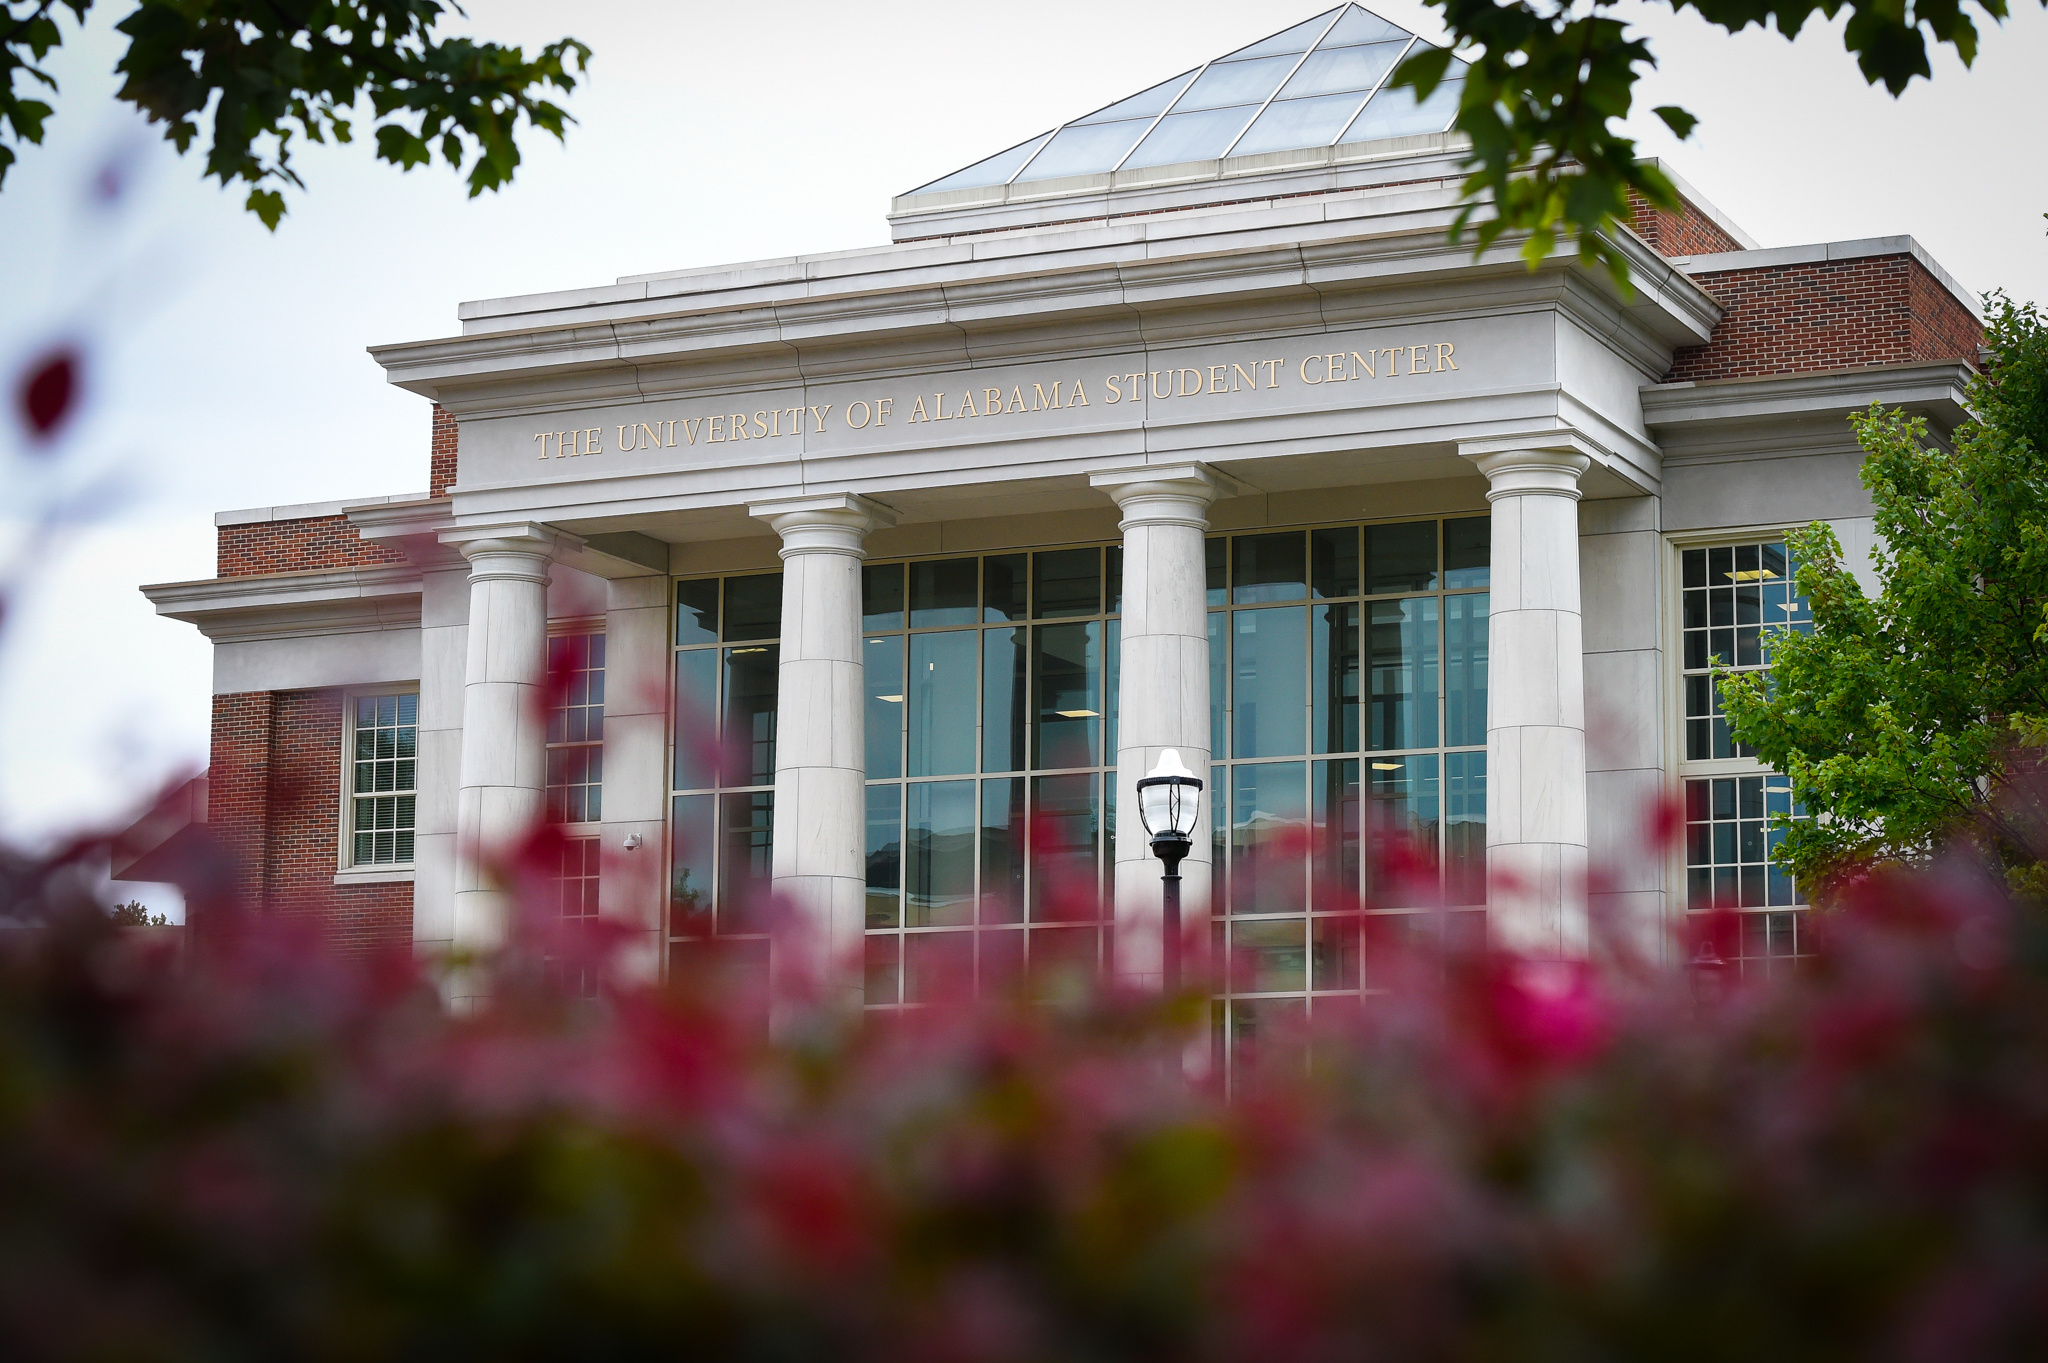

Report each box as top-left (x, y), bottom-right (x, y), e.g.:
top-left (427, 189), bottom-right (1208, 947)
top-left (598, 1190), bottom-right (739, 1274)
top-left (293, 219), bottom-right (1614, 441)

top-left (349, 693), bottom-right (418, 866)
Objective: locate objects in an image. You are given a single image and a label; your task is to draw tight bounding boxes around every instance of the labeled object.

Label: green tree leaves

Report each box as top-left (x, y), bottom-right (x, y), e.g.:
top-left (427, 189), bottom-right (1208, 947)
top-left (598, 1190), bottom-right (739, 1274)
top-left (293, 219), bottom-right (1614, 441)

top-left (1, 2), bottom-right (90, 183)
top-left (1721, 296), bottom-right (2048, 894)
top-left (1405, 0), bottom-right (2042, 283)
top-left (3, 0), bottom-right (587, 227)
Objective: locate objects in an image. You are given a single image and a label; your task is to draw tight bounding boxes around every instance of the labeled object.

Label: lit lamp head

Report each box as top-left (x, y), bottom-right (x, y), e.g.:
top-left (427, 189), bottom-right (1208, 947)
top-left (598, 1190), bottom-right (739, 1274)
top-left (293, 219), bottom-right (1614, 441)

top-left (1136, 749), bottom-right (1203, 856)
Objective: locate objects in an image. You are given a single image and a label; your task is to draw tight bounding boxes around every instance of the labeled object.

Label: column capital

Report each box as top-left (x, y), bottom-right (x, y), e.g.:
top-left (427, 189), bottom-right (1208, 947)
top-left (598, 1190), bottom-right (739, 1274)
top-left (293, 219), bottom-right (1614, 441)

top-left (1089, 463), bottom-right (1245, 529)
top-left (1462, 446), bottom-right (1593, 503)
top-left (440, 522), bottom-right (583, 583)
top-left (749, 492), bottom-right (897, 558)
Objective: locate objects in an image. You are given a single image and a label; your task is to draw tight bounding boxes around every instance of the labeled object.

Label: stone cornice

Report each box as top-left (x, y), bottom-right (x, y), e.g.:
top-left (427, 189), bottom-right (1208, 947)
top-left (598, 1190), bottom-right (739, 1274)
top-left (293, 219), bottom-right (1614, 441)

top-left (143, 565), bottom-right (422, 643)
top-left (1642, 361), bottom-right (1974, 434)
top-left (371, 194), bottom-right (1720, 419)
top-left (349, 495), bottom-right (465, 570)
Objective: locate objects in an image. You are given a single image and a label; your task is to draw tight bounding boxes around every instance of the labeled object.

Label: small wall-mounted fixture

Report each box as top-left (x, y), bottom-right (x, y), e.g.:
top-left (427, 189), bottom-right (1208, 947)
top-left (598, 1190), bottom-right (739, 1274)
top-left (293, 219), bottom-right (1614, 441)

top-left (621, 832), bottom-right (643, 851)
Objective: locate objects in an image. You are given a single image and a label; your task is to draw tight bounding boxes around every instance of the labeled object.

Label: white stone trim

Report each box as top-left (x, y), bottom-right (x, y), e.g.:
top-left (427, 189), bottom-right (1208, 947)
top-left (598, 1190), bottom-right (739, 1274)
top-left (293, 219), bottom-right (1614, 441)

top-left (144, 565), bottom-right (422, 644)
top-left (747, 493), bottom-right (897, 557)
top-left (1642, 360), bottom-right (1975, 445)
top-left (377, 184), bottom-right (1715, 360)
top-left (334, 866), bottom-right (415, 886)
top-left (216, 492), bottom-right (430, 527)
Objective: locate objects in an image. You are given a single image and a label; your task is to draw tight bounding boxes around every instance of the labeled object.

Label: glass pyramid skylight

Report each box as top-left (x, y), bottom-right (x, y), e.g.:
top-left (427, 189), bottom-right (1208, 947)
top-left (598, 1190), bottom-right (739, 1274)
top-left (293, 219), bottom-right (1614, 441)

top-left (908, 5), bottom-right (1465, 197)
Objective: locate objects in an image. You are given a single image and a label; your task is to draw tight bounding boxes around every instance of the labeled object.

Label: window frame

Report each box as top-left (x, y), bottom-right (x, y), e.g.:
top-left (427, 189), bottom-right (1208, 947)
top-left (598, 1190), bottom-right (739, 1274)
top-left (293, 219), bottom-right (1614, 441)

top-left (667, 568), bottom-right (787, 968)
top-left (335, 684), bottom-right (421, 882)
top-left (545, 620), bottom-right (607, 835)
top-left (1661, 525), bottom-right (1814, 974)
top-left (1205, 513), bottom-right (1491, 1069)
top-left (855, 542), bottom-right (1124, 1011)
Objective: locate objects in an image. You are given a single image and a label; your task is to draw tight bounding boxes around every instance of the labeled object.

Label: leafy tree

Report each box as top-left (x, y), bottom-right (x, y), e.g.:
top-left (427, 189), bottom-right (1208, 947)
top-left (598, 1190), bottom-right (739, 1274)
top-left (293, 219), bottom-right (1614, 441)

top-left (1394, 0), bottom-right (2047, 282)
top-left (2, 0), bottom-right (588, 227)
top-left (108, 898), bottom-right (168, 926)
top-left (1721, 294), bottom-right (2048, 895)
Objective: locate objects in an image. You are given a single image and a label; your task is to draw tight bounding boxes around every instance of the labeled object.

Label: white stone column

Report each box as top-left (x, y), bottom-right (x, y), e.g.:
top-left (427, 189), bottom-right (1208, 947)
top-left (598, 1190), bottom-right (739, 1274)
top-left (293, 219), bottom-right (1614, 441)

top-left (1090, 465), bottom-right (1231, 991)
top-left (1465, 445), bottom-right (1592, 957)
top-left (412, 562), bottom-right (470, 961)
top-left (441, 524), bottom-right (574, 991)
top-left (748, 493), bottom-right (896, 1016)
top-left (599, 573), bottom-right (672, 985)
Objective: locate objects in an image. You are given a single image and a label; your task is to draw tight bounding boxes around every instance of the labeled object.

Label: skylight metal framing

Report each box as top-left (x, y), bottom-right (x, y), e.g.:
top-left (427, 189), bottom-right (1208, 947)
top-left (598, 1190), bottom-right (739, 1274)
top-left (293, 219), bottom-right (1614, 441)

top-left (1215, 6), bottom-right (1348, 162)
top-left (912, 4), bottom-right (1456, 198)
top-left (1103, 58), bottom-right (1210, 176)
top-left (1328, 33), bottom-right (1420, 148)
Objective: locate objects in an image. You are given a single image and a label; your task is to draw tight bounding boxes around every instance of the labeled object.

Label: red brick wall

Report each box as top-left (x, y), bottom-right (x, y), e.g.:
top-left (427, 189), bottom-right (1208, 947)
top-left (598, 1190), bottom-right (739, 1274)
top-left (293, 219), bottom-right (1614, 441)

top-left (1626, 187), bottom-right (1744, 258)
top-left (1666, 253), bottom-right (1981, 384)
top-left (209, 689), bottom-right (413, 954)
top-left (210, 692), bottom-right (275, 911)
top-left (430, 403), bottom-right (459, 498)
top-left (217, 514), bottom-right (410, 578)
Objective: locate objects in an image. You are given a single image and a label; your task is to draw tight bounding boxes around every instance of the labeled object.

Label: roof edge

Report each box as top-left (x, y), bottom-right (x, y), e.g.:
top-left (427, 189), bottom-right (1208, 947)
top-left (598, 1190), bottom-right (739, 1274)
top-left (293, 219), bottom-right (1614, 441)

top-left (1671, 236), bottom-right (1984, 323)
top-left (1638, 159), bottom-right (1759, 252)
top-left (214, 492), bottom-right (431, 528)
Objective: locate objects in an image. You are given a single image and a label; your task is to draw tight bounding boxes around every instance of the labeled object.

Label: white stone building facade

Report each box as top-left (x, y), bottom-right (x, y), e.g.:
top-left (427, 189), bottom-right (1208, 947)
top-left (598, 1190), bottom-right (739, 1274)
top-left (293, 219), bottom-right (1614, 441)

top-left (146, 7), bottom-right (1982, 1039)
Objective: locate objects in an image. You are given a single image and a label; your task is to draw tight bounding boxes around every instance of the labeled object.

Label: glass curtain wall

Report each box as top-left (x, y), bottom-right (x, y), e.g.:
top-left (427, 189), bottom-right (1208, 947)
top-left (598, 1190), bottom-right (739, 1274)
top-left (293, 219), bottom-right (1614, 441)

top-left (860, 546), bottom-right (1121, 1008)
top-left (668, 572), bottom-right (783, 990)
top-left (1207, 517), bottom-right (1490, 1069)
top-left (546, 630), bottom-right (605, 997)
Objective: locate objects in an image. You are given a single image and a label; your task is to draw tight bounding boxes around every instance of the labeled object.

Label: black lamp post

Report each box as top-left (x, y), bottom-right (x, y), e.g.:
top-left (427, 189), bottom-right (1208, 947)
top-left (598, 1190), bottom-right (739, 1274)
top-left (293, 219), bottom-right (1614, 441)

top-left (1136, 749), bottom-right (1203, 994)
top-left (1687, 936), bottom-right (1730, 1006)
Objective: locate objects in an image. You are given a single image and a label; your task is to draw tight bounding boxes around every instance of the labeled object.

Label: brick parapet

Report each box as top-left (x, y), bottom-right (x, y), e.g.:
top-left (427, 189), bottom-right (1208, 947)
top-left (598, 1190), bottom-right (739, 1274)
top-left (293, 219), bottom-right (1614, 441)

top-left (207, 687), bottom-right (413, 954)
top-left (217, 514), bottom-right (410, 578)
top-left (1666, 253), bottom-right (1981, 385)
top-left (429, 403), bottom-right (459, 498)
top-left (1626, 187), bottom-right (1744, 258)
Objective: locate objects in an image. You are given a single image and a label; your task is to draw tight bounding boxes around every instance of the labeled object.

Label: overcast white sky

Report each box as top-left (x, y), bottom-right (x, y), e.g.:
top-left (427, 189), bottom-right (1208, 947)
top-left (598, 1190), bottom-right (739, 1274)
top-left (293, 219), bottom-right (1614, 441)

top-left (2, 0), bottom-right (2043, 881)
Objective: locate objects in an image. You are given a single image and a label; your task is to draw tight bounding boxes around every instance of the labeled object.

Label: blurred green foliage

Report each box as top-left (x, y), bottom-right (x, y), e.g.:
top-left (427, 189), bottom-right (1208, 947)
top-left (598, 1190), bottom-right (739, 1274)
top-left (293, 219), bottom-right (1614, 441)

top-left (0, 0), bottom-right (587, 226)
top-left (1396, 0), bottom-right (2045, 284)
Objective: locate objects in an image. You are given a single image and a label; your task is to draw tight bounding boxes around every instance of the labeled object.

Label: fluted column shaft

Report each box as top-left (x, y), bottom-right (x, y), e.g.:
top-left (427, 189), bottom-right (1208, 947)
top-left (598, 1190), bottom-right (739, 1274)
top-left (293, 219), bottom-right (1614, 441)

top-left (1090, 466), bottom-right (1227, 991)
top-left (750, 493), bottom-right (895, 1015)
top-left (1468, 448), bottom-right (1591, 957)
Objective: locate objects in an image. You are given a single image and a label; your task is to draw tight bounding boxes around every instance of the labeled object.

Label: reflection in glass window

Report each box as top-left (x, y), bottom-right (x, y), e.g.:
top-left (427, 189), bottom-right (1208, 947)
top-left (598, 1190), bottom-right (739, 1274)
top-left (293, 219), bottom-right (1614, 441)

top-left (1176, 55), bottom-right (1298, 111)
top-left (1123, 106), bottom-right (1260, 169)
top-left (1684, 774), bottom-right (1808, 975)
top-left (1342, 74), bottom-right (1464, 143)
top-left (545, 633), bottom-right (604, 825)
top-left (668, 573), bottom-right (783, 995)
top-left (859, 548), bottom-right (1120, 1008)
top-left (1366, 598), bottom-right (1439, 751)
top-left (1210, 517), bottom-right (1488, 1089)
top-left (1681, 541), bottom-right (1812, 761)
top-left (1677, 539), bottom-right (1815, 975)
top-left (1279, 39), bottom-right (1408, 100)
top-left (1234, 607), bottom-right (1308, 758)
top-left (1015, 120), bottom-right (1150, 180)
top-left (1231, 93), bottom-right (1368, 160)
